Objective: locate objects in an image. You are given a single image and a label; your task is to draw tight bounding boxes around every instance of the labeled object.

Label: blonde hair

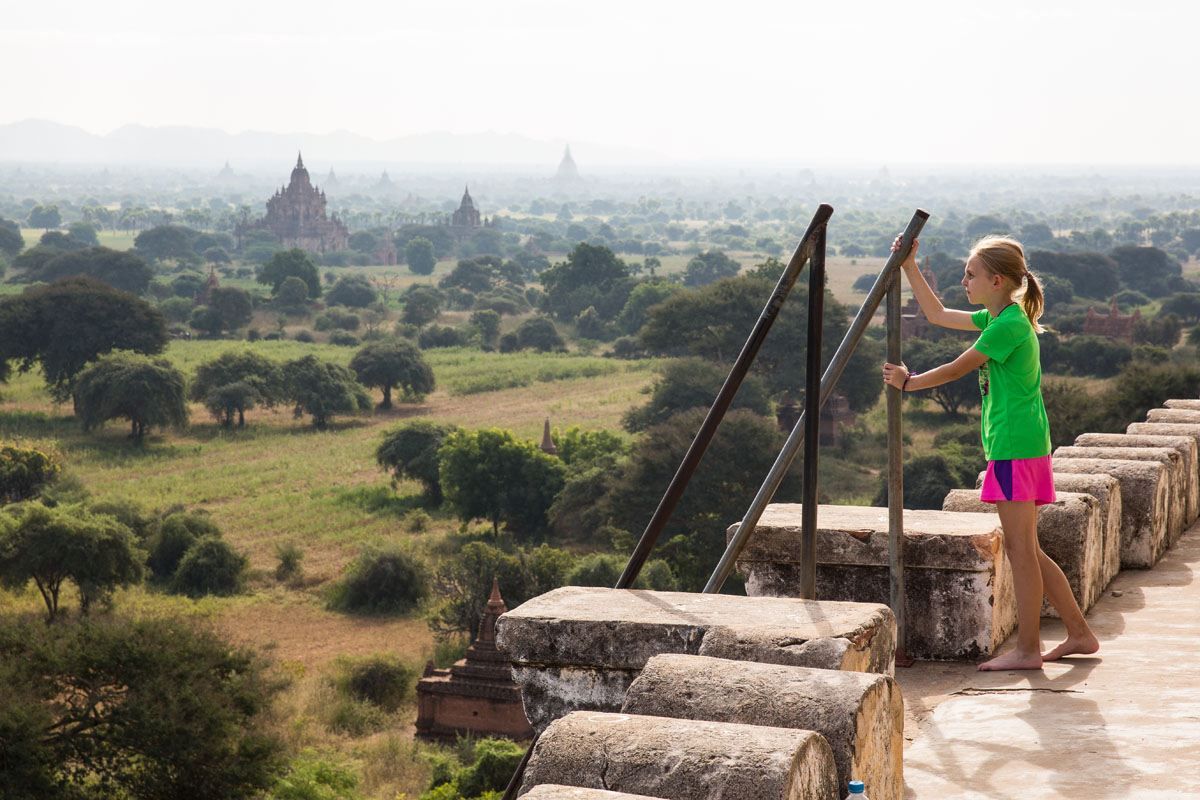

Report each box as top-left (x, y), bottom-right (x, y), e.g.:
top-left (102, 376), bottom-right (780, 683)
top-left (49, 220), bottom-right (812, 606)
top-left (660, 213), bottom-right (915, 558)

top-left (969, 235), bottom-right (1045, 333)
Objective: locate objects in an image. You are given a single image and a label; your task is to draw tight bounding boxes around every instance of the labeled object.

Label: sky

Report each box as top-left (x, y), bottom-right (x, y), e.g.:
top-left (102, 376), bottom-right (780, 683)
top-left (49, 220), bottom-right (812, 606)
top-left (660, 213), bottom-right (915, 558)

top-left (3, 0), bottom-right (1197, 165)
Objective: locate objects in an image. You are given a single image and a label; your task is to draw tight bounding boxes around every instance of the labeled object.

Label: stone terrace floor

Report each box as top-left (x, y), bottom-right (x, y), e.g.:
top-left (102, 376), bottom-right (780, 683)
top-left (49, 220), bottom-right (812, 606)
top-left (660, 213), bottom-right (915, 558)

top-left (898, 518), bottom-right (1200, 799)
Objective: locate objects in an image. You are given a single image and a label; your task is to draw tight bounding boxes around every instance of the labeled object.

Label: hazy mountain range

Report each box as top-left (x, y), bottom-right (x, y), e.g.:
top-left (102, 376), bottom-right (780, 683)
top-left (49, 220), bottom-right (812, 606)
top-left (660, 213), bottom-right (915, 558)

top-left (0, 119), bottom-right (663, 169)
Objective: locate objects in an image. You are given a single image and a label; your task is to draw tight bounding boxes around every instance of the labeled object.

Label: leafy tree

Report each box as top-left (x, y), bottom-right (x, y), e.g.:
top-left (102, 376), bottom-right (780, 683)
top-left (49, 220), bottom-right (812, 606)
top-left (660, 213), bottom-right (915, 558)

top-left (189, 350), bottom-right (285, 428)
top-left (469, 308), bottom-right (502, 350)
top-left (1061, 335), bottom-right (1133, 377)
top-left (0, 502), bottom-right (143, 620)
top-left (872, 453), bottom-right (963, 510)
top-left (350, 339), bottom-right (435, 408)
top-left (348, 230), bottom-right (379, 253)
top-left (207, 286), bottom-right (254, 333)
top-left (0, 217), bottom-right (23, 256)
top-left (615, 281), bottom-right (683, 335)
top-left (1159, 292), bottom-right (1200, 324)
top-left (0, 278), bottom-right (169, 401)
top-left (23, 246), bottom-right (154, 295)
top-left (439, 428), bottom-right (566, 536)
top-left (66, 222), bottom-right (100, 246)
top-left (1028, 250), bottom-right (1120, 299)
top-left (0, 615), bottom-right (284, 798)
top-left (135, 224), bottom-right (198, 262)
top-left (172, 536), bottom-right (247, 597)
top-left (203, 245), bottom-right (231, 264)
top-left (259, 249), bottom-right (322, 297)
top-left (27, 204), bottom-right (61, 228)
top-left (0, 444), bottom-right (61, 505)
top-left (170, 271), bottom-right (207, 298)
top-left (903, 337), bottom-right (979, 415)
top-left (328, 547), bottom-right (429, 614)
top-left (622, 357), bottom-right (772, 432)
top-left (566, 552), bottom-right (676, 590)
top-left (376, 421), bottom-right (458, 504)
top-left (418, 325), bottom-right (467, 349)
top-left (1108, 246), bottom-right (1182, 297)
top-left (964, 215), bottom-right (1011, 240)
top-left (683, 249), bottom-right (742, 287)
top-left (553, 427), bottom-right (628, 466)
top-left (540, 243), bottom-right (635, 321)
top-left (72, 352), bottom-right (188, 441)
top-left (282, 355), bottom-right (370, 429)
top-left (440, 257), bottom-right (500, 293)
top-left (275, 275), bottom-right (311, 311)
top-left (327, 274), bottom-right (378, 308)
top-left (1039, 273), bottom-right (1075, 309)
top-left (515, 316), bottom-right (566, 352)
top-left (405, 236), bottom-right (437, 276)
top-left (38, 230), bottom-right (88, 252)
top-left (159, 295), bottom-right (194, 323)
top-left (1105, 360), bottom-right (1200, 426)
top-left (146, 511), bottom-right (221, 582)
top-left (1133, 313), bottom-right (1182, 348)
top-left (402, 285), bottom-right (443, 326)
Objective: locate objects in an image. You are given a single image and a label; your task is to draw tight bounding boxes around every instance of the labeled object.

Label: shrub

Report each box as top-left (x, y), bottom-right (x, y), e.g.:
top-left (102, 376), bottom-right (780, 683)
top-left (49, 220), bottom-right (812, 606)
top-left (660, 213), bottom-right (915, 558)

top-left (147, 511), bottom-right (221, 581)
top-left (565, 553), bottom-right (676, 590)
top-left (406, 510), bottom-right (432, 533)
top-left (329, 547), bottom-right (429, 614)
top-left (328, 330), bottom-right (360, 347)
top-left (172, 536), bottom-right (248, 597)
top-left (275, 542), bottom-right (304, 582)
top-left (418, 325), bottom-right (467, 349)
top-left (325, 697), bottom-right (386, 736)
top-left (295, 329), bottom-right (315, 343)
top-left (271, 751), bottom-right (364, 800)
top-left (335, 655), bottom-right (418, 710)
top-left (0, 444), bottom-right (62, 504)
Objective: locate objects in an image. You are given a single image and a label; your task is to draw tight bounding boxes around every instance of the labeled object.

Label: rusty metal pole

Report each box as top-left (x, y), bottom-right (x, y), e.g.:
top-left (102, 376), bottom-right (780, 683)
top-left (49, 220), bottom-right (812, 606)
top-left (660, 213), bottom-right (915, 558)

top-left (886, 264), bottom-right (911, 666)
top-left (798, 226), bottom-right (826, 599)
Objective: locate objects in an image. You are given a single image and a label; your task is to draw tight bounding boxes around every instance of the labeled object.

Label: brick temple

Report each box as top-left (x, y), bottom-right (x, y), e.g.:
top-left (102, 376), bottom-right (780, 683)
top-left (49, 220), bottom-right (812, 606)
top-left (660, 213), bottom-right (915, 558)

top-left (415, 579), bottom-right (533, 742)
top-left (236, 153), bottom-right (349, 254)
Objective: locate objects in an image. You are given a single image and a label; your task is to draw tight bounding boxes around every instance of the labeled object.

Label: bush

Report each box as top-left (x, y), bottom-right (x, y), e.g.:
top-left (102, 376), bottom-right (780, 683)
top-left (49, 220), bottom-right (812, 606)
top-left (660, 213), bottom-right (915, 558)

top-left (295, 330), bottom-right (315, 343)
top-left (0, 444), bottom-right (62, 504)
top-left (315, 308), bottom-right (361, 331)
top-left (329, 547), bottom-right (430, 614)
top-left (271, 751), bottom-right (364, 800)
top-left (565, 553), bottom-right (676, 590)
top-left (335, 655), bottom-right (418, 710)
top-left (147, 511), bottom-right (221, 581)
top-left (275, 542), bottom-right (304, 582)
top-left (328, 330), bottom-right (360, 347)
top-left (418, 325), bottom-right (467, 349)
top-left (172, 536), bottom-right (248, 597)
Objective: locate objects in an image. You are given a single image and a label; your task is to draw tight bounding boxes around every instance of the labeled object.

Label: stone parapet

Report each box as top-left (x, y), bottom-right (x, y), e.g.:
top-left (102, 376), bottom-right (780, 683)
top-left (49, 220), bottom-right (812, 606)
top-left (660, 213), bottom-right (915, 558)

top-left (522, 787), bottom-right (666, 799)
top-left (1049, 458), bottom-right (1170, 568)
top-left (622, 654), bottom-right (903, 800)
top-left (730, 504), bottom-right (1014, 660)
top-left (1054, 446), bottom-right (1186, 543)
top-left (1073, 433), bottom-right (1199, 527)
top-left (1163, 399), bottom-right (1200, 410)
top-left (495, 587), bottom-right (895, 733)
top-left (520, 711), bottom-right (840, 800)
top-left (942, 490), bottom-right (1104, 615)
top-left (1146, 408), bottom-right (1200, 425)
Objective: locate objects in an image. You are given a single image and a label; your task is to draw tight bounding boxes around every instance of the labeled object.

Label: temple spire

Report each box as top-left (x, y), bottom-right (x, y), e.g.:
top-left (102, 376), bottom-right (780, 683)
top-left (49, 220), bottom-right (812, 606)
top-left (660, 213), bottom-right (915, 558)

top-left (540, 418), bottom-right (557, 455)
top-left (296, 151), bottom-right (304, 170)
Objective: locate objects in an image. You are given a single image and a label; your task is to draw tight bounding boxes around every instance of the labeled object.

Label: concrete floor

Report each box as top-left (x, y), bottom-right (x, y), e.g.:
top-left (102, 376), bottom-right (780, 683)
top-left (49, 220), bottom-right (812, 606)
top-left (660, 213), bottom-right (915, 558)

top-left (898, 519), bottom-right (1200, 800)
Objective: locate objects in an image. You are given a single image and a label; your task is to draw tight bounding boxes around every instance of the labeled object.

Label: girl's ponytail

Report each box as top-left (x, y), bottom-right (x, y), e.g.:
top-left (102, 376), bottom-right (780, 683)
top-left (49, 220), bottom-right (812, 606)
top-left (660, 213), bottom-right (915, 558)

top-left (1022, 270), bottom-right (1045, 333)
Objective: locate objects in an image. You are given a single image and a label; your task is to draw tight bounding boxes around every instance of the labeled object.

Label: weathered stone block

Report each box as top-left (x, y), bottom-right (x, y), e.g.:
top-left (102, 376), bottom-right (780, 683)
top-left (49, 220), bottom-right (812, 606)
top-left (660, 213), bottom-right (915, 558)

top-left (731, 505), bottom-right (1014, 661)
top-left (1074, 432), bottom-right (1199, 527)
top-left (1054, 446), bottom-right (1186, 543)
top-left (1146, 408), bottom-right (1200, 425)
top-left (520, 711), bottom-right (840, 800)
top-left (1049, 458), bottom-right (1170, 567)
top-left (522, 786), bottom-right (667, 800)
top-left (942, 490), bottom-right (1103, 616)
top-left (1164, 399), bottom-right (1200, 411)
top-left (622, 654), bottom-right (903, 800)
top-left (495, 587), bottom-right (895, 733)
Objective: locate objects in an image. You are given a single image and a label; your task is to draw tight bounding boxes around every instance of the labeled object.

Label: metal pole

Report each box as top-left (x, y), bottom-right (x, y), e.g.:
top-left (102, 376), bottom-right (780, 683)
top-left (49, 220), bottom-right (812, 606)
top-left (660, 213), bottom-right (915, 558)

top-left (704, 209), bottom-right (928, 594)
top-left (886, 259), bottom-right (909, 664)
top-left (616, 203), bottom-right (834, 589)
top-left (798, 226), bottom-right (826, 600)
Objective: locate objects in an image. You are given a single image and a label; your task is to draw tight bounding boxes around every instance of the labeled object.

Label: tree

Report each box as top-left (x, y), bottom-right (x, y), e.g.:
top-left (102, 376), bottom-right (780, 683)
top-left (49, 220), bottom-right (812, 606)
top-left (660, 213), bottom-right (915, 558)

top-left (189, 351), bottom-right (285, 428)
top-left (439, 428), bottom-right (566, 536)
top-left (376, 421), bottom-right (459, 504)
top-left (540, 243), bottom-right (635, 321)
top-left (134, 224), bottom-right (198, 263)
top-left (0, 615), bottom-right (284, 798)
top-left (328, 547), bottom-right (429, 614)
top-left (872, 454), bottom-right (963, 510)
top-left (615, 281), bottom-right (683, 335)
top-left (258, 248), bottom-right (322, 297)
top-left (27, 204), bottom-right (61, 228)
top-left (440, 257), bottom-right (500, 293)
top-left (402, 285), bottom-right (443, 326)
top-left (405, 236), bottom-right (437, 276)
top-left (1159, 292), bottom-right (1200, 323)
top-left (73, 352), bottom-right (188, 441)
top-left (65, 222), bottom-right (99, 246)
top-left (207, 286), bottom-right (254, 333)
top-left (515, 316), bottom-right (566, 352)
top-left (282, 354), bottom-right (370, 429)
top-left (349, 339), bottom-right (435, 409)
top-left (327, 274), bottom-right (378, 308)
top-left (0, 503), bottom-right (143, 620)
top-left (24, 247), bottom-right (154, 295)
top-left (1108, 246), bottom-right (1182, 297)
top-left (274, 276), bottom-right (310, 310)
top-left (470, 309), bottom-right (502, 350)
top-left (1028, 250), bottom-right (1120, 299)
top-left (0, 278), bottom-right (169, 401)
top-left (964, 215), bottom-right (1011, 240)
top-left (172, 536), bottom-right (247, 597)
top-left (622, 357), bottom-right (772, 432)
top-left (0, 217), bottom-right (23, 256)
top-left (0, 444), bottom-right (61, 505)
top-left (903, 337), bottom-right (979, 415)
top-left (1132, 312), bottom-right (1182, 348)
top-left (683, 249), bottom-right (741, 287)
top-left (147, 511), bottom-right (221, 582)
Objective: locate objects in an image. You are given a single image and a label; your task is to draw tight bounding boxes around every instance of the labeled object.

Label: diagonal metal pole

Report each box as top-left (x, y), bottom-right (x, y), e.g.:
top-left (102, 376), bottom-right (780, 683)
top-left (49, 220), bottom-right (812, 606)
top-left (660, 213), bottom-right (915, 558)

top-left (798, 225), bottom-right (826, 599)
top-left (704, 209), bottom-right (929, 594)
top-left (615, 203), bottom-right (834, 589)
top-left (886, 254), bottom-right (911, 665)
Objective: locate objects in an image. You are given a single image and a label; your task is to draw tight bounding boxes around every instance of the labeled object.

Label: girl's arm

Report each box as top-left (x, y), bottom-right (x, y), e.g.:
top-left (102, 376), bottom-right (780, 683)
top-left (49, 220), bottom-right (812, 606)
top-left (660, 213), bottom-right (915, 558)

top-left (891, 238), bottom-right (977, 332)
top-left (882, 347), bottom-right (988, 392)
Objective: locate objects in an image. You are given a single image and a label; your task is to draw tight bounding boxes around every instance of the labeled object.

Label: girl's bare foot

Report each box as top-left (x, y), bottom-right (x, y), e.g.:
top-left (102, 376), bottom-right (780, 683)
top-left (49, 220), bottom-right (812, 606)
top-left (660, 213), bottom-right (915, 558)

top-left (978, 650), bottom-right (1044, 671)
top-left (1042, 632), bottom-right (1100, 661)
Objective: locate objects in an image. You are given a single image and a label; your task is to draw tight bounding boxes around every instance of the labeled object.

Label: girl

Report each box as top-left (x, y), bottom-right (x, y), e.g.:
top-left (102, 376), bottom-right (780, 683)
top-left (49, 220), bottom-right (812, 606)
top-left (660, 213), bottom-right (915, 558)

top-left (882, 235), bottom-right (1099, 671)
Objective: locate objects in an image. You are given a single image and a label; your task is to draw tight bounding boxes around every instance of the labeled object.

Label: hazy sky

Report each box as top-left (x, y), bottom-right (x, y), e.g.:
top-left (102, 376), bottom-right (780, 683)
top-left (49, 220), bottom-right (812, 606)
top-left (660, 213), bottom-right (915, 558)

top-left (3, 0), bottom-right (1196, 165)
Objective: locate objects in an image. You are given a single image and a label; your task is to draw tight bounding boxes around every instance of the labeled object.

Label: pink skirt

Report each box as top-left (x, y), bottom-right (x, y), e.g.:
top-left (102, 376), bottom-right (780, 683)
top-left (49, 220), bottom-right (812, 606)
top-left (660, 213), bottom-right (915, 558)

top-left (980, 455), bottom-right (1057, 506)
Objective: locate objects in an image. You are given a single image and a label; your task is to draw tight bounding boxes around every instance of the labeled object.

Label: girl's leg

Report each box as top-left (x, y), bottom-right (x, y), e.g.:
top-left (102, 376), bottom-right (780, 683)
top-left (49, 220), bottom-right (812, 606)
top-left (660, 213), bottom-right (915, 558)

top-left (979, 500), bottom-right (1044, 671)
top-left (1037, 547), bottom-right (1100, 660)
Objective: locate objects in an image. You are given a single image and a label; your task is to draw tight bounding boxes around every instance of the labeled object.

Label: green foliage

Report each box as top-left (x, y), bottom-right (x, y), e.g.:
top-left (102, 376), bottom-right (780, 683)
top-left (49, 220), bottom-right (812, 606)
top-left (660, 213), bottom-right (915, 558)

top-left (514, 316), bottom-right (565, 352)
top-left (1109, 246), bottom-right (1182, 297)
top-left (22, 246), bottom-right (154, 294)
top-left (271, 750), bottom-right (364, 800)
top-left (26, 203), bottom-right (62, 228)
top-left (376, 421), bottom-right (459, 504)
top-left (403, 284), bottom-right (444, 326)
top-left (135, 224), bottom-right (199, 262)
top-left (540, 243), bottom-right (635, 322)
top-left (350, 338), bottom-right (435, 408)
top-left (0, 277), bottom-right (169, 401)
top-left (439, 428), bottom-right (566, 536)
top-left (72, 351), bottom-right (188, 440)
top-left (683, 249), bottom-right (741, 287)
top-left (0, 217), bottom-right (23, 257)
top-left (872, 453), bottom-right (963, 510)
top-left (260, 248), bottom-right (322, 297)
top-left (615, 280), bottom-right (683, 335)
top-left (622, 357), bottom-right (772, 432)
top-left (172, 535), bottom-right (247, 597)
top-left (420, 325), bottom-right (469, 349)
top-left (0, 444), bottom-right (61, 505)
top-left (329, 331), bottom-right (360, 347)
top-left (440, 257), bottom-right (500, 293)
top-left (0, 502), bottom-right (144, 620)
top-left (277, 276), bottom-right (313, 310)
top-left (283, 354), bottom-right (371, 429)
top-left (329, 546), bottom-right (430, 615)
top-left (1132, 313), bottom-right (1182, 347)
top-left (469, 309), bottom-right (502, 350)
top-left (326, 274), bottom-right (378, 308)
top-left (206, 286), bottom-right (254, 334)
top-left (190, 350), bottom-right (285, 428)
top-left (0, 615), bottom-right (284, 799)
top-left (276, 541), bottom-right (305, 582)
top-left (450, 739), bottom-right (524, 799)
top-left (406, 237), bottom-right (438, 276)
top-left (146, 510), bottom-right (222, 581)
top-left (565, 552), bottom-right (676, 590)
top-left (1159, 292), bottom-right (1200, 323)
top-left (159, 295), bottom-right (194, 323)
top-left (903, 337), bottom-right (979, 415)
top-left (335, 654), bottom-right (418, 711)
top-left (1028, 250), bottom-right (1120, 299)
top-left (553, 427), bottom-right (628, 466)
top-left (315, 307), bottom-right (362, 332)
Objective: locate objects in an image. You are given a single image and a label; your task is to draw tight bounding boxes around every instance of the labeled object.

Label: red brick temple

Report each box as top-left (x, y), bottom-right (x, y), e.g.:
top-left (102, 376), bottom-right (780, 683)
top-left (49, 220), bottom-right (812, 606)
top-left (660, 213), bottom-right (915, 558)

top-left (415, 579), bottom-right (533, 742)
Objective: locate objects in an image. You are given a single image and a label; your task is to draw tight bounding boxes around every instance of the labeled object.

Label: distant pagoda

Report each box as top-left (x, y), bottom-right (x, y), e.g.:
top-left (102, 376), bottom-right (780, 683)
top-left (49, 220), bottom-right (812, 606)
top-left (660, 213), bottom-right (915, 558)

top-left (235, 153), bottom-right (348, 254)
top-left (451, 185), bottom-right (482, 228)
top-left (555, 144), bottom-right (581, 183)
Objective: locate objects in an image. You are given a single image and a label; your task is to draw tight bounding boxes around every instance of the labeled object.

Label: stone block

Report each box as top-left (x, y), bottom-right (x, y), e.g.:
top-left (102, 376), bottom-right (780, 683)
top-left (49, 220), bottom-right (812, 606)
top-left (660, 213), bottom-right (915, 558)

top-left (1074, 432), bottom-right (1199, 526)
top-left (495, 587), bottom-right (895, 733)
top-left (522, 786), bottom-right (667, 800)
top-left (1049, 458), bottom-right (1170, 568)
top-left (1164, 399), bottom-right (1200, 411)
top-left (1054, 446), bottom-right (1187, 543)
top-left (1146, 408), bottom-right (1200, 425)
top-left (622, 654), bottom-right (903, 800)
top-left (942, 490), bottom-right (1104, 616)
top-left (520, 711), bottom-right (840, 800)
top-left (730, 504), bottom-right (1014, 661)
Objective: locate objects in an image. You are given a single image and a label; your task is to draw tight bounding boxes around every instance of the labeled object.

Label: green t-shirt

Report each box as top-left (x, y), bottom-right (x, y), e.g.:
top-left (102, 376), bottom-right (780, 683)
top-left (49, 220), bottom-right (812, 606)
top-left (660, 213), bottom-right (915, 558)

top-left (971, 304), bottom-right (1052, 460)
